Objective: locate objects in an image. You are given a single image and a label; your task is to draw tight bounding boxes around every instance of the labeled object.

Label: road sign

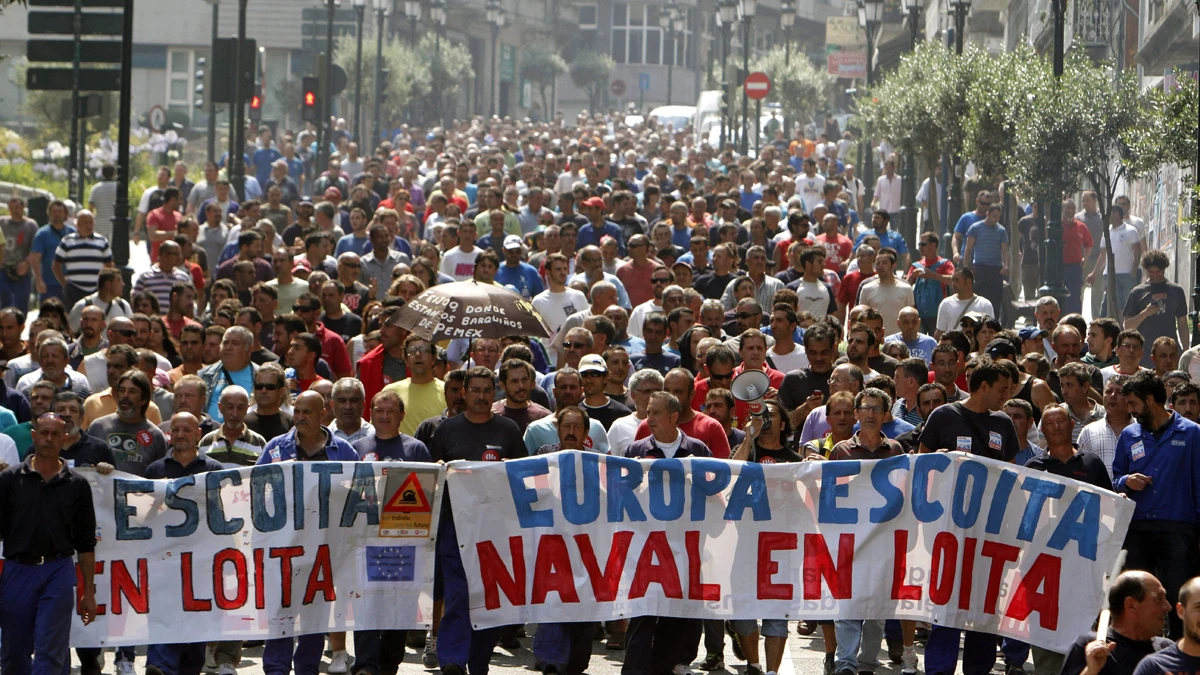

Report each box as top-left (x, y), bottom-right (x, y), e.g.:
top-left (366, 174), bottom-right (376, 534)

top-left (30, 0), bottom-right (123, 6)
top-left (379, 468), bottom-right (434, 537)
top-left (147, 105), bottom-right (166, 133)
top-left (611, 79), bottom-right (626, 97)
top-left (27, 39), bottom-right (122, 63)
top-left (744, 71), bottom-right (771, 99)
top-left (329, 64), bottom-right (348, 96)
top-left (26, 67), bottom-right (119, 91)
top-left (28, 11), bottom-right (123, 35)
top-left (639, 73), bottom-right (650, 91)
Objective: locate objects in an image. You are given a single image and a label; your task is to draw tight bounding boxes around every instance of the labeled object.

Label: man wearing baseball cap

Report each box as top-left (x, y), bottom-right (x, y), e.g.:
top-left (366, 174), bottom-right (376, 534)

top-left (494, 235), bottom-right (544, 301)
top-left (576, 197), bottom-right (625, 255)
top-left (1018, 326), bottom-right (1048, 356)
top-left (579, 354), bottom-right (632, 431)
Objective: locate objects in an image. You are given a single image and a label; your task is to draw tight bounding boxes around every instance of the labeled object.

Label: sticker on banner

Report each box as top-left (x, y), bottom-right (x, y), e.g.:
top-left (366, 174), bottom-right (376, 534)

top-left (379, 469), bottom-right (433, 538)
top-left (1131, 440), bottom-right (1145, 461)
top-left (988, 431), bottom-right (1002, 452)
top-left (365, 545), bottom-right (416, 582)
top-left (956, 436), bottom-right (972, 451)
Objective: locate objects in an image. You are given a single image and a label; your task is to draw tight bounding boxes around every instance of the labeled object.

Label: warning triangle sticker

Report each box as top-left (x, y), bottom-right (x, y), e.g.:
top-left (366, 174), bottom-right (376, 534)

top-left (383, 472), bottom-right (431, 513)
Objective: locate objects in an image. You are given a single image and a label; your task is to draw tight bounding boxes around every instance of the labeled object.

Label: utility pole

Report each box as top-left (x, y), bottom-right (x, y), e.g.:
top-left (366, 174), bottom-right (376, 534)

top-left (373, 0), bottom-right (388, 148)
top-left (352, 0), bottom-right (366, 145)
top-left (739, 0), bottom-right (755, 156)
top-left (113, 0), bottom-right (134, 292)
top-left (319, 0), bottom-right (337, 172)
top-left (207, 0), bottom-right (219, 163)
top-left (901, 0), bottom-right (921, 243)
top-left (1037, 0), bottom-right (1069, 306)
top-left (945, 0), bottom-right (971, 251)
top-left (69, 0), bottom-right (82, 204)
top-left (229, 0), bottom-right (249, 201)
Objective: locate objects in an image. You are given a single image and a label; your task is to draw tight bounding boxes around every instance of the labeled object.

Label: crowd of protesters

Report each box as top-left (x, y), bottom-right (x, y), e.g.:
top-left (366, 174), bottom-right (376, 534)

top-left (0, 110), bottom-right (1198, 675)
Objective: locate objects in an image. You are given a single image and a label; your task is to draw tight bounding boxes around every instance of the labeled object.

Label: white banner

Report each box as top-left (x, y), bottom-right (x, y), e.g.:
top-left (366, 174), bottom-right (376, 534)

top-left (63, 462), bottom-right (443, 648)
top-left (447, 452), bottom-right (1134, 653)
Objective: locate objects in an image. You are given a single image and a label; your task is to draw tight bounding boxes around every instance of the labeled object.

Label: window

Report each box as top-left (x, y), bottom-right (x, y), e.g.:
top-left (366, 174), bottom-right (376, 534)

top-left (579, 4), bottom-right (597, 26)
top-left (167, 50), bottom-right (195, 123)
top-left (610, 2), bottom-right (692, 67)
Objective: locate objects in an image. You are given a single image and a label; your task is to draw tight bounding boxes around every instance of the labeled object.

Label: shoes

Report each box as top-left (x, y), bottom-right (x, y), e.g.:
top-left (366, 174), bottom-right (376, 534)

top-left (887, 637), bottom-right (904, 664)
top-left (745, 665), bottom-right (764, 675)
top-left (408, 631), bottom-right (428, 649)
top-left (699, 653), bottom-right (725, 670)
top-left (204, 644), bottom-right (218, 671)
top-left (117, 661), bottom-right (136, 675)
top-left (823, 653), bottom-right (835, 675)
top-left (902, 646), bottom-right (919, 675)
top-left (501, 632), bottom-right (522, 650)
top-left (795, 621), bottom-right (817, 636)
top-left (441, 664), bottom-right (466, 675)
top-left (835, 669), bottom-right (857, 675)
top-left (1005, 664), bottom-right (1027, 675)
top-left (423, 633), bottom-right (439, 669)
top-left (146, 667), bottom-right (165, 675)
top-left (606, 632), bottom-right (625, 650)
top-left (725, 622), bottom-right (744, 662)
top-left (218, 666), bottom-right (237, 675)
top-left (328, 650), bottom-right (352, 674)
top-left (672, 665), bottom-right (696, 675)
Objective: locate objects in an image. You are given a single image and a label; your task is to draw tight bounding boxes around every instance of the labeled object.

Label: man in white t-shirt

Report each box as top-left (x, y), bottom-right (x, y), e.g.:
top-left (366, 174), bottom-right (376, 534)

top-left (788, 246), bottom-right (836, 318)
top-left (793, 158), bottom-right (826, 213)
top-left (934, 267), bottom-right (995, 338)
top-left (532, 253), bottom-right (588, 338)
top-left (856, 247), bottom-right (914, 336)
top-left (439, 220), bottom-right (482, 281)
top-left (767, 305), bottom-right (808, 373)
top-left (1085, 204), bottom-right (1143, 317)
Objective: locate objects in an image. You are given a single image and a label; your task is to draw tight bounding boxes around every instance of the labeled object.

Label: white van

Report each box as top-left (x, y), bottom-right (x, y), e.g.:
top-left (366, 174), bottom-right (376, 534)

top-left (695, 90), bottom-right (723, 146)
top-left (647, 105), bottom-right (696, 135)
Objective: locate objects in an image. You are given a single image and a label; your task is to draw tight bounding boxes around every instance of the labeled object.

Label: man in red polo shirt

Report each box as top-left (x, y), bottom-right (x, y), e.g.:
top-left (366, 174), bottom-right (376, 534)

top-left (291, 291), bottom-right (352, 379)
top-left (146, 187), bottom-right (182, 263)
top-left (1060, 198), bottom-right (1093, 315)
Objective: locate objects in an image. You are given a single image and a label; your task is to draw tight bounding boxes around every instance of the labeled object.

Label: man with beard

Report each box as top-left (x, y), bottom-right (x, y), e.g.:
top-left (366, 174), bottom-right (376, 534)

top-left (492, 358), bottom-right (551, 434)
top-left (1127, 577), bottom-right (1200, 675)
top-left (68, 306), bottom-right (107, 368)
top-left (533, 406), bottom-right (591, 455)
top-left (1114, 371), bottom-right (1200, 639)
top-left (245, 364), bottom-right (293, 440)
top-left (1059, 571), bottom-right (1172, 675)
top-left (82, 344), bottom-right (163, 427)
top-left (142, 411), bottom-right (224, 675)
top-left (428, 367), bottom-right (526, 675)
top-left (895, 383), bottom-right (948, 453)
top-left (16, 337), bottom-right (91, 398)
top-left (779, 322), bottom-right (839, 431)
top-left (52, 392), bottom-right (115, 469)
top-left (86, 369), bottom-right (168, 476)
top-left (1170, 383), bottom-right (1200, 424)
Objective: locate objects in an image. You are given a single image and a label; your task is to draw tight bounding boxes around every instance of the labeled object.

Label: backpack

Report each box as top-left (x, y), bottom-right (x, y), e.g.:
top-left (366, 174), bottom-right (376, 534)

top-left (912, 258), bottom-right (951, 319)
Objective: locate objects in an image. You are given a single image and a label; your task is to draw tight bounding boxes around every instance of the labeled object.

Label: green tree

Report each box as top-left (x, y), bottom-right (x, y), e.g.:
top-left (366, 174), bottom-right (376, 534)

top-left (1130, 70), bottom-right (1199, 252)
top-left (521, 47), bottom-right (567, 120)
top-left (749, 48), bottom-right (830, 135)
top-left (334, 33), bottom-right (470, 127)
top-left (856, 40), bottom-right (978, 235)
top-left (416, 35), bottom-right (474, 125)
top-left (962, 44), bottom-right (1045, 185)
top-left (569, 50), bottom-right (614, 113)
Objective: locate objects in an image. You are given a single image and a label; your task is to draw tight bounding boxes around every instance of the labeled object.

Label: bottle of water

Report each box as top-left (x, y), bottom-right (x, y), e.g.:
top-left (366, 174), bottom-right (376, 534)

top-left (285, 367), bottom-right (300, 397)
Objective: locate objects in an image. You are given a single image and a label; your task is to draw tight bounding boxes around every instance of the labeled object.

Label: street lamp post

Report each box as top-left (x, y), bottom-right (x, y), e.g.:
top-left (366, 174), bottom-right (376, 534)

top-left (858, 0), bottom-right (883, 214)
top-left (372, 0), bottom-right (389, 148)
top-left (352, 0), bottom-right (366, 146)
top-left (487, 0), bottom-right (505, 117)
top-left (901, 0), bottom-right (921, 242)
top-left (206, 0), bottom-right (219, 163)
top-left (406, 0), bottom-right (419, 46)
top-left (780, 0), bottom-right (795, 139)
top-left (718, 0), bottom-right (736, 151)
top-left (431, 0), bottom-right (445, 50)
top-left (660, 1), bottom-right (683, 106)
top-left (230, 0), bottom-right (249, 201)
top-left (319, 0), bottom-right (337, 172)
top-left (1037, 0), bottom-right (1069, 305)
top-left (738, 0), bottom-right (755, 155)
top-left (945, 0), bottom-right (970, 249)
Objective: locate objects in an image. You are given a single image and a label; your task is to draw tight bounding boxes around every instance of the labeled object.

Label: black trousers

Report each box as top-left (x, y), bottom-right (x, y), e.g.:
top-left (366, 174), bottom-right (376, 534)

top-left (1123, 523), bottom-right (1197, 639)
top-left (622, 616), bottom-right (702, 675)
top-left (353, 629), bottom-right (409, 675)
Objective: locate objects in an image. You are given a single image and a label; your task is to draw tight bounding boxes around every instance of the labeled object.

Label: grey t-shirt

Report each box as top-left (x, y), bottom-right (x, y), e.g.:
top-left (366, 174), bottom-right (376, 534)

top-left (86, 413), bottom-right (169, 477)
top-left (0, 215), bottom-right (39, 268)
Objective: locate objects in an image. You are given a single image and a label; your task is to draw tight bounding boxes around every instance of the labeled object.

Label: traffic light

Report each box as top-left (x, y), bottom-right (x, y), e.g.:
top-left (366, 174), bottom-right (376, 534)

top-left (249, 84), bottom-right (262, 123)
top-left (194, 57), bottom-right (206, 109)
top-left (301, 76), bottom-right (319, 122)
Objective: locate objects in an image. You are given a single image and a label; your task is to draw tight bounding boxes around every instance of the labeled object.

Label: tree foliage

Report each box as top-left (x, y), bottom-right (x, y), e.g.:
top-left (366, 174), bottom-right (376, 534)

top-left (748, 48), bottom-right (831, 131)
top-left (521, 47), bottom-right (568, 119)
top-left (569, 50), bottom-right (615, 113)
top-left (962, 44), bottom-right (1045, 184)
top-left (333, 33), bottom-right (473, 127)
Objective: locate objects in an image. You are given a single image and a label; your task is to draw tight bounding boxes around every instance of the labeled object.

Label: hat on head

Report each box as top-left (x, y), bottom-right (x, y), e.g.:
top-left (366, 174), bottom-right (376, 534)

top-left (323, 187), bottom-right (342, 201)
top-left (984, 339), bottom-right (1017, 359)
top-left (298, 199), bottom-right (314, 208)
top-left (582, 197), bottom-right (606, 209)
top-left (503, 234), bottom-right (523, 250)
top-left (1018, 326), bottom-right (1049, 341)
top-left (578, 354), bottom-right (607, 374)
top-left (960, 311), bottom-right (990, 327)
top-left (292, 258), bottom-right (312, 273)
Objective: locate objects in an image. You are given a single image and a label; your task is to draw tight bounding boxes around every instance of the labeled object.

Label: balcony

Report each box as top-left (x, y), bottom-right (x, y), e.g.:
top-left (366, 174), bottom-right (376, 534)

top-left (1137, 0), bottom-right (1200, 74)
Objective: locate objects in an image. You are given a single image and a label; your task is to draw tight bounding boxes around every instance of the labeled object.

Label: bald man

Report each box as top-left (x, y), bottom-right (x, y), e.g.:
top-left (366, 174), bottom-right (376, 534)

top-left (886, 306), bottom-right (938, 366)
top-left (1059, 571), bottom-right (1171, 675)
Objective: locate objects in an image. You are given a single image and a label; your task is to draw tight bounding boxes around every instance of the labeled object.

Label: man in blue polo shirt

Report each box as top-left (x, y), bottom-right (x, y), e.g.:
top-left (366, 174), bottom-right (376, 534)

top-left (855, 211), bottom-right (909, 270)
top-left (1113, 370), bottom-right (1200, 639)
top-left (962, 204), bottom-right (1009, 311)
top-left (951, 190), bottom-right (991, 266)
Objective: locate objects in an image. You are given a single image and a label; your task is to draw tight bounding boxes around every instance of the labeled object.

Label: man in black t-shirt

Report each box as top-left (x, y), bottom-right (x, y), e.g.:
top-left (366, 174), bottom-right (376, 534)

top-left (52, 392), bottom-right (115, 469)
top-left (429, 367), bottom-right (526, 675)
top-left (1123, 251), bottom-right (1190, 369)
top-left (579, 354), bottom-right (632, 430)
top-left (1060, 571), bottom-right (1172, 675)
top-left (1132, 577), bottom-right (1200, 675)
top-left (1026, 406), bottom-right (1112, 490)
top-left (918, 356), bottom-right (1020, 461)
top-left (778, 323), bottom-right (839, 430)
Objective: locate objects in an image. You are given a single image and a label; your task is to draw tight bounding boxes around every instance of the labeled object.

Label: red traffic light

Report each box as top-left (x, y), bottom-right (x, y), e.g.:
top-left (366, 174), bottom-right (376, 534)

top-left (304, 91), bottom-right (316, 107)
top-left (250, 94), bottom-right (262, 109)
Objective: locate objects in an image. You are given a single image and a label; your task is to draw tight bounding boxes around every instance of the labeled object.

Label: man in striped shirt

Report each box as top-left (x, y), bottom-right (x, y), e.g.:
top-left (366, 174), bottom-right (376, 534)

top-left (52, 210), bottom-right (112, 308)
top-left (132, 240), bottom-right (194, 310)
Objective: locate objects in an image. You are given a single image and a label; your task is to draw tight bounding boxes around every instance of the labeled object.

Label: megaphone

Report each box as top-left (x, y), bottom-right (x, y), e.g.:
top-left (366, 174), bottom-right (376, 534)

top-left (731, 369), bottom-right (772, 432)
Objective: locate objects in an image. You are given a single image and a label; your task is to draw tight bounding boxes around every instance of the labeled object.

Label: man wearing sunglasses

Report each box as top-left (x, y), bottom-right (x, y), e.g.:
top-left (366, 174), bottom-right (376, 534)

top-left (78, 316), bottom-right (138, 395)
top-left (291, 292), bottom-right (352, 379)
top-left (627, 267), bottom-right (671, 340)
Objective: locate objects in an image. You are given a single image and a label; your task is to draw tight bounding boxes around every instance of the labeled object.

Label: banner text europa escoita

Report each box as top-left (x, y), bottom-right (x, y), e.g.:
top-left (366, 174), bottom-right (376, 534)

top-left (60, 462), bottom-right (443, 648)
top-left (446, 452), bottom-right (1134, 653)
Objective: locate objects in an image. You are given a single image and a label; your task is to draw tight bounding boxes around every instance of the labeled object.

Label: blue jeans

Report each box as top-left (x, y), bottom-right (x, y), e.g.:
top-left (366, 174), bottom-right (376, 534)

top-left (0, 558), bottom-right (77, 675)
top-left (924, 626), bottom-right (996, 675)
top-left (145, 643), bottom-right (206, 675)
top-left (0, 274), bottom-right (32, 312)
top-left (1102, 273), bottom-right (1136, 319)
top-left (262, 634), bottom-right (324, 675)
top-left (833, 620), bottom-right (883, 674)
top-left (437, 515), bottom-right (502, 675)
top-left (1063, 263), bottom-right (1083, 316)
